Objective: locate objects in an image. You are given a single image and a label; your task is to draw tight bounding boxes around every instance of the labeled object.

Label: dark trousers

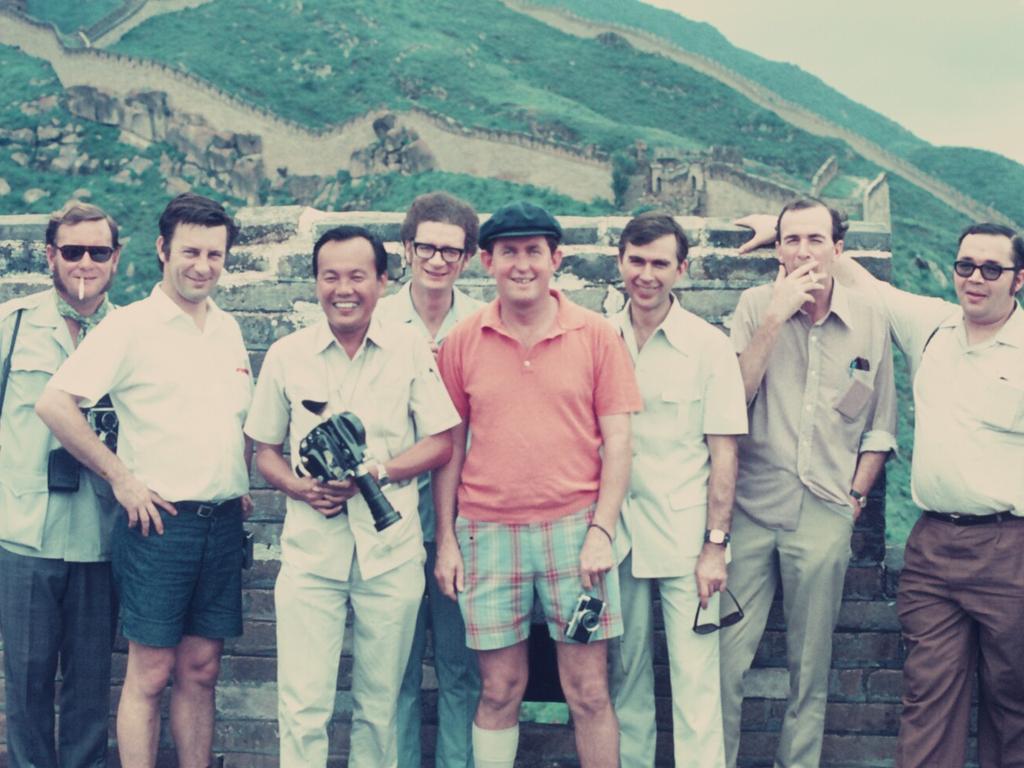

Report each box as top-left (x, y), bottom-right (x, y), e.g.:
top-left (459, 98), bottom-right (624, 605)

top-left (896, 515), bottom-right (1024, 768)
top-left (0, 546), bottom-right (117, 768)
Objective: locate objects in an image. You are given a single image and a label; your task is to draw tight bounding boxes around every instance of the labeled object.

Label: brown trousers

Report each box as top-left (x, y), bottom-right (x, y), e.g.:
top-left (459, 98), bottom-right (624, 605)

top-left (896, 514), bottom-right (1024, 768)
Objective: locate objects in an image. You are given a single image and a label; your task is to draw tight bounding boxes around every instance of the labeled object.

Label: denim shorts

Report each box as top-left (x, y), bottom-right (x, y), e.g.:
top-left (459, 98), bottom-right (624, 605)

top-left (456, 505), bottom-right (622, 651)
top-left (111, 499), bottom-right (243, 648)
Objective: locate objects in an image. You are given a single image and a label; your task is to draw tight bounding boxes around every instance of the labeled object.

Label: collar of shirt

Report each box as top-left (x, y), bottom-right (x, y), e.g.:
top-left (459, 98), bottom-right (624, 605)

top-left (148, 284), bottom-right (224, 330)
top-left (480, 289), bottom-right (585, 342)
top-left (311, 314), bottom-right (395, 356)
top-left (386, 282), bottom-right (477, 339)
top-left (613, 296), bottom-right (697, 358)
top-left (798, 279), bottom-right (855, 330)
top-left (18, 290), bottom-right (74, 355)
top-left (942, 301), bottom-right (1024, 350)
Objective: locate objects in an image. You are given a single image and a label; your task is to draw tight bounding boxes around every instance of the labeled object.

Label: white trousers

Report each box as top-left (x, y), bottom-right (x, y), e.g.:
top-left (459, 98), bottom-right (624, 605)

top-left (609, 554), bottom-right (726, 768)
top-left (275, 557), bottom-right (423, 768)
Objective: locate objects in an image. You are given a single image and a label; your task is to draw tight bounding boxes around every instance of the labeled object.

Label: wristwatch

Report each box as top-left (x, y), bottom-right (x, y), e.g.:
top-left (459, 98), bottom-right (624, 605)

top-left (850, 489), bottom-right (866, 509)
top-left (375, 462), bottom-right (391, 487)
top-left (704, 528), bottom-right (731, 546)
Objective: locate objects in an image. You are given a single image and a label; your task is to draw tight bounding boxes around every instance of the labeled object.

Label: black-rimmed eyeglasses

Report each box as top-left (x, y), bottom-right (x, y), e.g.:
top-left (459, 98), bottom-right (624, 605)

top-left (692, 588), bottom-right (745, 635)
top-left (413, 242), bottom-right (465, 263)
top-left (57, 245), bottom-right (116, 263)
top-left (953, 260), bottom-right (1019, 281)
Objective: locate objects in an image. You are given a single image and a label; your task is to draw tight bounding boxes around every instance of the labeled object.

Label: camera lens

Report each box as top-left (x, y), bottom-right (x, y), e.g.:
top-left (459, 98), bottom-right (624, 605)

top-left (581, 610), bottom-right (600, 632)
top-left (99, 412), bottom-right (117, 430)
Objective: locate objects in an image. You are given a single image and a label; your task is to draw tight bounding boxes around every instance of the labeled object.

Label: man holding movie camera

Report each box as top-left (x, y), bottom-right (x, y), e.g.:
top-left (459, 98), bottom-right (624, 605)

top-left (244, 225), bottom-right (460, 767)
top-left (0, 200), bottom-right (120, 768)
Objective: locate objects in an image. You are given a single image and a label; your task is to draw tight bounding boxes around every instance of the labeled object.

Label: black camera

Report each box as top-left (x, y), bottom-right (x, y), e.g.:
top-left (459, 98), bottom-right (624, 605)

top-left (46, 394), bottom-right (119, 493)
top-left (565, 593), bottom-right (604, 644)
top-left (85, 394), bottom-right (118, 452)
top-left (295, 402), bottom-right (401, 532)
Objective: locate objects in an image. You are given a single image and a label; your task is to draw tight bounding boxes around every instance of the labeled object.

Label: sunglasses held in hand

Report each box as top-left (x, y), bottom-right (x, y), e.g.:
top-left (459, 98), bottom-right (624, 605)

top-left (692, 588), bottom-right (745, 635)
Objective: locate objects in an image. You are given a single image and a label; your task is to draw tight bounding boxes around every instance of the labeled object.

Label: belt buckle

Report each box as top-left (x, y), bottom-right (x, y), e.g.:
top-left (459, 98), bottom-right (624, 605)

top-left (947, 513), bottom-right (962, 522)
top-left (196, 503), bottom-right (216, 518)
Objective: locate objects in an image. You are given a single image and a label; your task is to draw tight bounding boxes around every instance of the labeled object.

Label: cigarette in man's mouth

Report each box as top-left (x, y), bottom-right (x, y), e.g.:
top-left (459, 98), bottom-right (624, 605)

top-left (78, 276), bottom-right (85, 301)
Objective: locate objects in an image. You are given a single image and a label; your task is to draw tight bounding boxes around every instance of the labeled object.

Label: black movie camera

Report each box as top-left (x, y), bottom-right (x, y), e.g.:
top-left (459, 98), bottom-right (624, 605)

top-left (47, 394), bottom-right (119, 493)
top-left (295, 400), bottom-right (401, 532)
top-left (86, 394), bottom-right (118, 452)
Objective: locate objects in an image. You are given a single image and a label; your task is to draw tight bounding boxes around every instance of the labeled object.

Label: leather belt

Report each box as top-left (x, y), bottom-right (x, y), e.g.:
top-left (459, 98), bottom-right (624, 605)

top-left (924, 510), bottom-right (1019, 526)
top-left (175, 498), bottom-right (241, 518)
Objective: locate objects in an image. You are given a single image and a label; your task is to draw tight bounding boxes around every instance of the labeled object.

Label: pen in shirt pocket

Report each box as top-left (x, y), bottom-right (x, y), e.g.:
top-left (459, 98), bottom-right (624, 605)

top-left (849, 357), bottom-right (870, 376)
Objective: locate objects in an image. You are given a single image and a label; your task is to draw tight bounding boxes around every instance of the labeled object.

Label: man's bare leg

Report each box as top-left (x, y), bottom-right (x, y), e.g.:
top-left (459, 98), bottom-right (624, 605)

top-left (472, 641), bottom-right (529, 767)
top-left (117, 641), bottom-right (176, 768)
top-left (169, 635), bottom-right (223, 768)
top-left (557, 640), bottom-right (619, 768)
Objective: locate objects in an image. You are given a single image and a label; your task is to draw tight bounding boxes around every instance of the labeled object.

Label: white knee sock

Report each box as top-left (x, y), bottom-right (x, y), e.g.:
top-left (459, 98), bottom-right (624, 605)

top-left (472, 723), bottom-right (519, 768)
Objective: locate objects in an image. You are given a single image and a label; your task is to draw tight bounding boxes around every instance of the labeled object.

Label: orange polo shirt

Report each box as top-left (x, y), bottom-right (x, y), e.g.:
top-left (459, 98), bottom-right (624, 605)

top-left (437, 290), bottom-right (642, 523)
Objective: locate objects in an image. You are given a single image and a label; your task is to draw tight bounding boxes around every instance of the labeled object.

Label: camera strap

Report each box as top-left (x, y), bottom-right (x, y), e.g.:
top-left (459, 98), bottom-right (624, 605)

top-left (0, 309), bottom-right (25, 423)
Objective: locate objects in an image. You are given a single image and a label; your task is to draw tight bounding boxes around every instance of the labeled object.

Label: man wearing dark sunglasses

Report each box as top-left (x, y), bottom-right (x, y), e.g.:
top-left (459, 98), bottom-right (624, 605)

top-left (377, 192), bottom-right (484, 768)
top-left (0, 200), bottom-right (121, 768)
top-left (824, 222), bottom-right (1024, 768)
top-left (607, 213), bottom-right (748, 768)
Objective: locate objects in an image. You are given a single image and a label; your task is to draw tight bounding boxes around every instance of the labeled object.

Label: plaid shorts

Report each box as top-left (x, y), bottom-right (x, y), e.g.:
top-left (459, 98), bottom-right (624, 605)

top-left (456, 505), bottom-right (622, 651)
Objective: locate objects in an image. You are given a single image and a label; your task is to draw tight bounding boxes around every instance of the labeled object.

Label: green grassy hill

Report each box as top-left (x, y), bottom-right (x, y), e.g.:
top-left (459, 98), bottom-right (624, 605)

top-left (108, 0), bottom-right (867, 180)
top-left (2, 0), bottom-right (1016, 541)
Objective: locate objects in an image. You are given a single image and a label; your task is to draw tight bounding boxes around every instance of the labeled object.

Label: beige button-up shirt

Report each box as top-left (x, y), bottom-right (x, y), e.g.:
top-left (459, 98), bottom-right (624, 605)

top-left (874, 284), bottom-right (1023, 516)
top-left (375, 282), bottom-right (483, 542)
top-left (611, 299), bottom-right (748, 577)
top-left (49, 286), bottom-right (253, 503)
top-left (0, 290), bottom-right (116, 560)
top-left (244, 316), bottom-right (461, 581)
top-left (731, 282), bottom-right (897, 529)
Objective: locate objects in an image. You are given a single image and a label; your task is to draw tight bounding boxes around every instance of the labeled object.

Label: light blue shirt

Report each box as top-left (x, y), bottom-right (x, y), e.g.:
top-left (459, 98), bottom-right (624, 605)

top-left (375, 282), bottom-right (483, 541)
top-left (0, 289), bottom-right (117, 561)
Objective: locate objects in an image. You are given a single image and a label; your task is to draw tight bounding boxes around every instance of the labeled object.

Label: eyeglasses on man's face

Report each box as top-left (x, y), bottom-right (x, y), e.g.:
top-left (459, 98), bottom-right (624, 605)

top-left (692, 588), bottom-right (745, 635)
top-left (413, 242), bottom-right (465, 264)
top-left (56, 245), bottom-right (116, 263)
top-left (953, 260), bottom-right (1019, 282)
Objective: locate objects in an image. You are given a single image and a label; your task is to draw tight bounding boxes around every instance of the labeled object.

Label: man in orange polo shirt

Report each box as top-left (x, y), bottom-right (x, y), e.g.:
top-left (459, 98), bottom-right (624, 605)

top-left (434, 201), bottom-right (642, 768)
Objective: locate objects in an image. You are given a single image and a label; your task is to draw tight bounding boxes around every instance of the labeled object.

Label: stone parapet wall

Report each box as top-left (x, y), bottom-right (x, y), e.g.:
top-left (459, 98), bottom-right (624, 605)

top-left (0, 209), bottom-right (911, 767)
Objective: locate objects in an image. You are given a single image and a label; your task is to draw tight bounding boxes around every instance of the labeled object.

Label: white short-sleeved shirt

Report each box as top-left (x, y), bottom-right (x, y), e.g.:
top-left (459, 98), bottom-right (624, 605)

top-left (244, 316), bottom-right (461, 581)
top-left (611, 299), bottom-right (748, 577)
top-left (375, 282), bottom-right (483, 542)
top-left (48, 286), bottom-right (253, 503)
top-left (875, 283), bottom-right (1024, 515)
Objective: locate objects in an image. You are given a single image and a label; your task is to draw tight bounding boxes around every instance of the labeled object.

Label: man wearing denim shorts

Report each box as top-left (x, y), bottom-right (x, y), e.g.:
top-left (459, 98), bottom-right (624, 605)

top-left (37, 193), bottom-right (253, 768)
top-left (434, 201), bottom-right (642, 768)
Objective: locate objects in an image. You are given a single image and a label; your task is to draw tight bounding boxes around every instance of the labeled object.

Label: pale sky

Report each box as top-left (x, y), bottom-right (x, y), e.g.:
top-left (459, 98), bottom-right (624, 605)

top-left (645, 0), bottom-right (1024, 165)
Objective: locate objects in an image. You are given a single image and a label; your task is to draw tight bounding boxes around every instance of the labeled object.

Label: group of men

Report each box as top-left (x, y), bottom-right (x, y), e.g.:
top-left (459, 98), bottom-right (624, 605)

top-left (0, 188), bottom-right (1020, 768)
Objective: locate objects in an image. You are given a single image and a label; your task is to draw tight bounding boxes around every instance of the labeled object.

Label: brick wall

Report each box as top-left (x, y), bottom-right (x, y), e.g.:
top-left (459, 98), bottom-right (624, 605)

top-left (0, 208), bottom-right (918, 767)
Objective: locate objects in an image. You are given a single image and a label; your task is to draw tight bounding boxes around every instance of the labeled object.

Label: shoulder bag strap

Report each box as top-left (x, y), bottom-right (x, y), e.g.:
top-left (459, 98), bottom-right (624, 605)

top-left (0, 309), bottom-right (25, 420)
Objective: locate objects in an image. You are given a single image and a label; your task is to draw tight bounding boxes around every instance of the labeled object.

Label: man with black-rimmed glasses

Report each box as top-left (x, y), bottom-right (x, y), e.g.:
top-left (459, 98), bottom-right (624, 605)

top-left (828, 222), bottom-right (1024, 767)
top-left (377, 191), bottom-right (484, 768)
top-left (0, 200), bottom-right (121, 768)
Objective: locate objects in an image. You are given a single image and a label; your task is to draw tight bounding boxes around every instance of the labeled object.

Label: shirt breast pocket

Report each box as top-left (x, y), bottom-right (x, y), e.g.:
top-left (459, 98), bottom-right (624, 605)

top-left (11, 343), bottom-right (61, 375)
top-left (975, 377), bottom-right (1024, 433)
top-left (660, 388), bottom-right (703, 438)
